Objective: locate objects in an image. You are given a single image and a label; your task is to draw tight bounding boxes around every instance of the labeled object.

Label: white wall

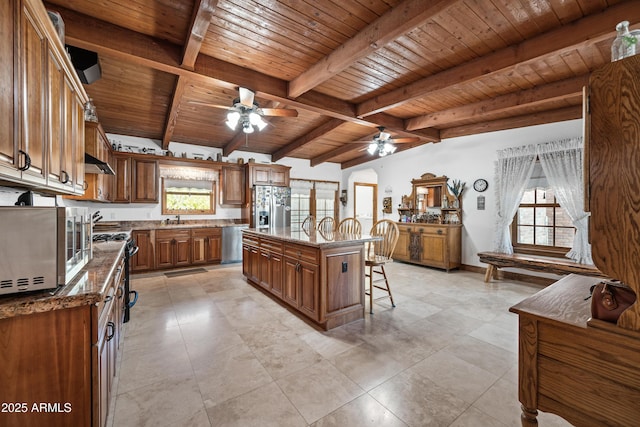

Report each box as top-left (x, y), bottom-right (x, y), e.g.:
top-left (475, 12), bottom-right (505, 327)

top-left (342, 119), bottom-right (584, 267)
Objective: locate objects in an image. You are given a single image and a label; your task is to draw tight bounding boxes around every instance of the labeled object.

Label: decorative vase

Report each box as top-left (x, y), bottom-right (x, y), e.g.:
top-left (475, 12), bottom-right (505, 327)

top-left (453, 197), bottom-right (460, 208)
top-left (611, 21), bottom-right (640, 62)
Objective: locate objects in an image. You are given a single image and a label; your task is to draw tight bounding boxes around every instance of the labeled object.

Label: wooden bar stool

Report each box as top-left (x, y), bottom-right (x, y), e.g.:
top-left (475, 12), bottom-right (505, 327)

top-left (365, 219), bottom-right (399, 314)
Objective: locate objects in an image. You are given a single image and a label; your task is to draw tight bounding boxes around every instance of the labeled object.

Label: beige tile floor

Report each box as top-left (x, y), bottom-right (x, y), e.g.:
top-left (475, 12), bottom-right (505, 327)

top-left (108, 262), bottom-right (574, 427)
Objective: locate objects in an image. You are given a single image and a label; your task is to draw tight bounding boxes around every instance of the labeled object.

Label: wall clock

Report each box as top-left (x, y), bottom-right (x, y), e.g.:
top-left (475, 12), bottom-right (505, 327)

top-left (473, 178), bottom-right (488, 192)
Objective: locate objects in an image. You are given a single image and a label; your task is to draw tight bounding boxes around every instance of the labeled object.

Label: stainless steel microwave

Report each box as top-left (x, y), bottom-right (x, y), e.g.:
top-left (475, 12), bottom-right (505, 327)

top-left (0, 207), bottom-right (92, 295)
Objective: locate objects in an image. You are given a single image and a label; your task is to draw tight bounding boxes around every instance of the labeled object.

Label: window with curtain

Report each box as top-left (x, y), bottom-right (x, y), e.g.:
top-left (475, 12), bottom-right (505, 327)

top-left (511, 167), bottom-right (575, 257)
top-left (290, 179), bottom-right (339, 229)
top-left (160, 166), bottom-right (217, 215)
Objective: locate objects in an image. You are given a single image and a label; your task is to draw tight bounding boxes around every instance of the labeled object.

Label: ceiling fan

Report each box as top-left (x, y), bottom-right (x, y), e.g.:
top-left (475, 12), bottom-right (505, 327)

top-left (351, 127), bottom-right (420, 157)
top-left (189, 87), bottom-right (298, 134)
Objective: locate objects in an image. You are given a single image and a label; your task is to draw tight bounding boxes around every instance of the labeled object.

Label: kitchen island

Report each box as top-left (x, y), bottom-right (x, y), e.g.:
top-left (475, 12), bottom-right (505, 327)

top-left (242, 228), bottom-right (378, 330)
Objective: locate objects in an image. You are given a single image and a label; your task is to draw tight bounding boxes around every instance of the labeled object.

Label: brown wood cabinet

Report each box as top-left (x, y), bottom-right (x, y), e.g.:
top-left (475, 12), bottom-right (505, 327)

top-left (131, 229), bottom-right (154, 272)
top-left (247, 163), bottom-right (290, 187)
top-left (394, 223), bottom-right (461, 271)
top-left (131, 158), bottom-right (159, 203)
top-left (220, 164), bottom-right (245, 206)
top-left (192, 228), bottom-right (222, 265)
top-left (0, 251), bottom-right (125, 427)
top-left (156, 229), bottom-right (191, 269)
top-left (510, 56), bottom-right (640, 427)
top-left (242, 230), bottom-right (367, 330)
top-left (284, 243), bottom-right (320, 321)
top-left (111, 154), bottom-right (131, 202)
top-left (0, 0), bottom-right (87, 195)
top-left (66, 122), bottom-right (113, 202)
top-left (111, 153), bottom-right (158, 203)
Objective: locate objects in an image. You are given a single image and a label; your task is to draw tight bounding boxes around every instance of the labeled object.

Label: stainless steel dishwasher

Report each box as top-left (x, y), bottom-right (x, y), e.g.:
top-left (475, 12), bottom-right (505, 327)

top-left (221, 224), bottom-right (248, 263)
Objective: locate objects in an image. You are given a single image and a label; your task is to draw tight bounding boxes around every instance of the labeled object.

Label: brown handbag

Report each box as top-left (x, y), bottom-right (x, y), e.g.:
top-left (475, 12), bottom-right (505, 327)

top-left (590, 280), bottom-right (637, 323)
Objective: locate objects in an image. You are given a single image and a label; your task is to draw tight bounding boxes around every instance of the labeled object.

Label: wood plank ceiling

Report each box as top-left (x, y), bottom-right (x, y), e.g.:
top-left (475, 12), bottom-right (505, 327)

top-left (43, 0), bottom-right (639, 168)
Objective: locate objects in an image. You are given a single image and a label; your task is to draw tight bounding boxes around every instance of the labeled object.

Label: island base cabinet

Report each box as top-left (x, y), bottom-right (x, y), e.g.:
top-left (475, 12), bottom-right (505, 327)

top-left (242, 231), bottom-right (366, 330)
top-left (322, 249), bottom-right (364, 325)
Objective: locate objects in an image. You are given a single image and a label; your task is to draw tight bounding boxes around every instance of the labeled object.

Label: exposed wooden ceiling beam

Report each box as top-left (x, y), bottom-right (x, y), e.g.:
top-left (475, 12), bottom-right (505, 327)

top-left (287, 0), bottom-right (454, 98)
top-left (181, 0), bottom-right (218, 69)
top-left (341, 142), bottom-right (424, 169)
top-left (222, 132), bottom-right (249, 157)
top-left (310, 143), bottom-right (369, 167)
top-left (356, 1), bottom-right (640, 117)
top-left (271, 118), bottom-right (344, 162)
top-left (162, 76), bottom-right (188, 149)
top-left (440, 106), bottom-right (583, 139)
top-left (53, 3), bottom-right (429, 141)
top-left (406, 74), bottom-right (589, 130)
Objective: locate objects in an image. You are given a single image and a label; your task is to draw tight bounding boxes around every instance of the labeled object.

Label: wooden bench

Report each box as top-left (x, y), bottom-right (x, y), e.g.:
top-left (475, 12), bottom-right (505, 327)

top-left (477, 251), bottom-right (607, 283)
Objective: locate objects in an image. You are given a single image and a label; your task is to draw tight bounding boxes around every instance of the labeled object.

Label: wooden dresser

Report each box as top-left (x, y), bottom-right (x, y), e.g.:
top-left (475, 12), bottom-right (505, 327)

top-left (509, 54), bottom-right (640, 426)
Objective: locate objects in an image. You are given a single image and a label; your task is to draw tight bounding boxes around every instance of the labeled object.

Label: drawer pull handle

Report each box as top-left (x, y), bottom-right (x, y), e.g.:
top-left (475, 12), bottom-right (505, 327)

top-left (18, 150), bottom-right (31, 171)
top-left (437, 229), bottom-right (443, 235)
top-left (106, 322), bottom-right (115, 342)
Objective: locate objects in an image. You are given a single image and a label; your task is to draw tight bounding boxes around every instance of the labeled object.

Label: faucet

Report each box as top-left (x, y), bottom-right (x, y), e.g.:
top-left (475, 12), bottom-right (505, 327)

top-left (175, 215), bottom-right (181, 225)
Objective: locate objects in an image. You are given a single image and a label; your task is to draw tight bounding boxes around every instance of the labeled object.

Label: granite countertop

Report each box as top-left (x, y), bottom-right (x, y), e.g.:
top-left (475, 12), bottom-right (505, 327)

top-left (0, 240), bottom-right (127, 320)
top-left (94, 219), bottom-right (249, 232)
top-left (243, 227), bottom-right (380, 248)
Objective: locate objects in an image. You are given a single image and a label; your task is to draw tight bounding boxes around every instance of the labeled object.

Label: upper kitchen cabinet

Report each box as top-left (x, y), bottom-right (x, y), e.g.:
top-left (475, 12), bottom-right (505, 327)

top-left (0, 0), bottom-right (88, 195)
top-left (111, 153), bottom-right (131, 203)
top-left (131, 158), bottom-right (159, 203)
top-left (111, 153), bottom-right (158, 203)
top-left (220, 164), bottom-right (245, 206)
top-left (247, 163), bottom-right (290, 187)
top-left (65, 122), bottom-right (113, 202)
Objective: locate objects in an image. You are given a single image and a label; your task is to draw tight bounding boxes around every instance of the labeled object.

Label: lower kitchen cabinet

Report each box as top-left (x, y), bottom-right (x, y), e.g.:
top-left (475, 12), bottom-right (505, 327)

top-left (149, 226), bottom-right (224, 271)
top-left (192, 228), bottom-right (222, 265)
top-left (156, 229), bottom-right (191, 269)
top-left (131, 229), bottom-right (154, 272)
top-left (0, 251), bottom-right (125, 427)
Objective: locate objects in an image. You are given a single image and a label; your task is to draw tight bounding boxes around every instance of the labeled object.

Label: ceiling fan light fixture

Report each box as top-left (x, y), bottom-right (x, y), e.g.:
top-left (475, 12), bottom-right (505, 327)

top-left (242, 120), bottom-right (254, 134)
top-left (249, 112), bottom-right (268, 130)
top-left (226, 110), bottom-right (240, 130)
top-left (367, 142), bottom-right (378, 155)
top-left (384, 142), bottom-right (397, 154)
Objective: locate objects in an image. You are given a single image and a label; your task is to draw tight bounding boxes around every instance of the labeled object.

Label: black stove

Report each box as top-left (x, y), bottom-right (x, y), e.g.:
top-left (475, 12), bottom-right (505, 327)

top-left (93, 232), bottom-right (129, 242)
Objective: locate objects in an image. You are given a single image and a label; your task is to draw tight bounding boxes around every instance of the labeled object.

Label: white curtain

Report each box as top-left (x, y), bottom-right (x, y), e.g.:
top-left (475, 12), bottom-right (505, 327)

top-left (537, 137), bottom-right (593, 264)
top-left (493, 145), bottom-right (537, 253)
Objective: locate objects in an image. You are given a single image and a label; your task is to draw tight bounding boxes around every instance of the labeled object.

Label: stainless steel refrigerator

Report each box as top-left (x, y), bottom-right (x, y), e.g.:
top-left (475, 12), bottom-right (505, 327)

top-left (252, 185), bottom-right (291, 229)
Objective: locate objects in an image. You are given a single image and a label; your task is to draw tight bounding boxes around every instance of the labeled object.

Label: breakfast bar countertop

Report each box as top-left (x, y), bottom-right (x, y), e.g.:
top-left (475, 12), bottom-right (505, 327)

top-left (0, 240), bottom-right (127, 320)
top-left (242, 227), bottom-right (380, 248)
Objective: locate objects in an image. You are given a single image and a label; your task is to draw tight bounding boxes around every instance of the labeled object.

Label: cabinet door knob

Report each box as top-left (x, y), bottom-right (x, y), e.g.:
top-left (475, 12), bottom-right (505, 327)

top-left (18, 150), bottom-right (31, 171)
top-left (437, 229), bottom-right (443, 235)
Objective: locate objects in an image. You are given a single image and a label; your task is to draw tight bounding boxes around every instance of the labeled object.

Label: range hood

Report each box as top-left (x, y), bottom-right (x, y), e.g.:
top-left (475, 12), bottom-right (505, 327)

top-left (85, 153), bottom-right (115, 175)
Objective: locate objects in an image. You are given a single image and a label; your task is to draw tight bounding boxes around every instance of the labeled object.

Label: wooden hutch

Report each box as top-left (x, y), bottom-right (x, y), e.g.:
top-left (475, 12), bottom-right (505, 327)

top-left (394, 173), bottom-right (462, 271)
top-left (509, 55), bottom-right (640, 426)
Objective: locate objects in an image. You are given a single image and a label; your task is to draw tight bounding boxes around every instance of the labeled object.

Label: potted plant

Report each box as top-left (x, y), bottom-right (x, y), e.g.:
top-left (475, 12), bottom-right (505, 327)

top-left (447, 179), bottom-right (465, 208)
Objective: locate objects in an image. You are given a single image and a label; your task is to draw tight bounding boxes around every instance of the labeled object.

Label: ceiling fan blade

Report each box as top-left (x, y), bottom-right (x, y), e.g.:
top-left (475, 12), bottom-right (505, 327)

top-left (261, 108), bottom-right (298, 117)
top-left (187, 100), bottom-right (230, 109)
top-left (239, 87), bottom-right (255, 107)
top-left (390, 137), bottom-right (420, 144)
